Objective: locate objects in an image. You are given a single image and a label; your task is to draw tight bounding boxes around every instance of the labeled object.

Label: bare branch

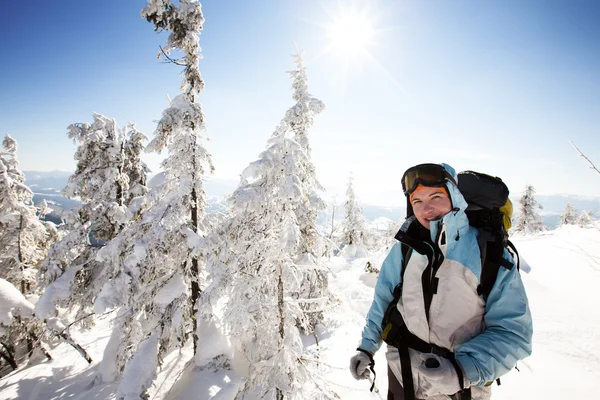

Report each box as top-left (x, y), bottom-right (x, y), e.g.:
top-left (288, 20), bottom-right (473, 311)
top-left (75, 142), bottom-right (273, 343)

top-left (159, 45), bottom-right (186, 66)
top-left (570, 140), bottom-right (600, 176)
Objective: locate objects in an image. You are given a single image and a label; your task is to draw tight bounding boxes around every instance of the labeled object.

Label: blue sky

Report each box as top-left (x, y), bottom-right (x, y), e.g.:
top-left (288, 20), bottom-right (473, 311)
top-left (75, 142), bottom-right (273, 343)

top-left (2, 0), bottom-right (599, 206)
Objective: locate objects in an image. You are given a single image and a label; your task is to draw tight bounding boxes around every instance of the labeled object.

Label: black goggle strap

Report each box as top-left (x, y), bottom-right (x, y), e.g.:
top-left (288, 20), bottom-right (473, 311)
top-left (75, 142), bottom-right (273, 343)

top-left (402, 164), bottom-right (456, 196)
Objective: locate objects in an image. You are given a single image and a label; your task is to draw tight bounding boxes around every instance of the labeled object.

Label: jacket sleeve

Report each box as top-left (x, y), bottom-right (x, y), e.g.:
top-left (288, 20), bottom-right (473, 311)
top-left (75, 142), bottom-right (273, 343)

top-left (454, 250), bottom-right (533, 386)
top-left (358, 242), bottom-right (403, 354)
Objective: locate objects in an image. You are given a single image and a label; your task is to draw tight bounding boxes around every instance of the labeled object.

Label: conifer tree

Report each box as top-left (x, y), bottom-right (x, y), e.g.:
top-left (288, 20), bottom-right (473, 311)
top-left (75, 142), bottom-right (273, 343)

top-left (341, 175), bottom-right (370, 249)
top-left (559, 203), bottom-right (577, 225)
top-left (0, 134), bottom-right (56, 293)
top-left (207, 120), bottom-right (334, 400)
top-left (91, 2), bottom-right (214, 397)
top-left (577, 210), bottom-right (594, 227)
top-left (0, 135), bottom-right (56, 372)
top-left (284, 50), bottom-right (329, 332)
top-left (36, 115), bottom-right (148, 322)
top-left (513, 184), bottom-right (544, 233)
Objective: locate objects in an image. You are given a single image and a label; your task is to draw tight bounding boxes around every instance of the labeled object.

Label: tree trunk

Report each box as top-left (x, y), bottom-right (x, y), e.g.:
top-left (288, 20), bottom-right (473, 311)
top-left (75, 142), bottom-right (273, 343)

top-left (190, 140), bottom-right (200, 354)
top-left (0, 342), bottom-right (18, 370)
top-left (277, 265), bottom-right (285, 341)
top-left (58, 332), bottom-right (92, 364)
top-left (18, 215), bottom-right (26, 294)
top-left (28, 330), bottom-right (53, 361)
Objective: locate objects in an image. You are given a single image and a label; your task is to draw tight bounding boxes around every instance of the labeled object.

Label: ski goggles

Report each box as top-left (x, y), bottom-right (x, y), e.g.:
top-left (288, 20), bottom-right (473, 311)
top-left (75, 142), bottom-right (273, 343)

top-left (401, 163), bottom-right (457, 196)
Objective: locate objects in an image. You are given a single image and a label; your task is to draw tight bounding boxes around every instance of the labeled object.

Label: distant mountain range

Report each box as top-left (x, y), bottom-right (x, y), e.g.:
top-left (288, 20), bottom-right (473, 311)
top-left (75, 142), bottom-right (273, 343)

top-left (23, 171), bottom-right (600, 229)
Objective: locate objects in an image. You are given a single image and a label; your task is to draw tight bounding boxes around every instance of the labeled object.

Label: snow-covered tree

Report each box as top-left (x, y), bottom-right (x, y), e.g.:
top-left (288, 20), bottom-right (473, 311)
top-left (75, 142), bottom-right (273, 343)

top-left (513, 184), bottom-right (544, 234)
top-left (281, 50), bottom-right (330, 333)
top-left (0, 135), bottom-right (56, 372)
top-left (340, 175), bottom-right (371, 251)
top-left (0, 134), bottom-right (56, 293)
top-left (577, 210), bottom-right (594, 227)
top-left (559, 203), bottom-right (578, 226)
top-left (89, 2), bottom-right (214, 398)
top-left (286, 49), bottom-right (326, 258)
top-left (207, 119), bottom-right (334, 399)
top-left (36, 115), bottom-right (148, 322)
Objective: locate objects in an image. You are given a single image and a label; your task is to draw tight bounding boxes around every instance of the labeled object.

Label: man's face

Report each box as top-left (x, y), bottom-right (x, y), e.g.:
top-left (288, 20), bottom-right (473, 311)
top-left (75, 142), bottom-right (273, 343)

top-left (410, 186), bottom-right (452, 230)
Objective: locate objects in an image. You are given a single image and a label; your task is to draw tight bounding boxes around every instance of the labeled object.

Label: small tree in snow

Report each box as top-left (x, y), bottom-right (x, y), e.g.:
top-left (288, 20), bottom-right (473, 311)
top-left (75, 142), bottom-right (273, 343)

top-left (0, 134), bottom-right (57, 293)
top-left (37, 115), bottom-right (148, 322)
top-left (559, 203), bottom-right (578, 226)
top-left (341, 175), bottom-right (371, 250)
top-left (513, 184), bottom-right (544, 234)
top-left (91, 2), bottom-right (214, 397)
top-left (577, 210), bottom-right (594, 227)
top-left (0, 136), bottom-right (56, 372)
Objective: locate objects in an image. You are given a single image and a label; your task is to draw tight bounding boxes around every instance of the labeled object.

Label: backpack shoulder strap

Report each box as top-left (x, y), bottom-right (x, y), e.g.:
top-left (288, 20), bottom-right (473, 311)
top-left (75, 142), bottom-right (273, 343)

top-left (506, 239), bottom-right (520, 270)
top-left (476, 229), bottom-right (515, 300)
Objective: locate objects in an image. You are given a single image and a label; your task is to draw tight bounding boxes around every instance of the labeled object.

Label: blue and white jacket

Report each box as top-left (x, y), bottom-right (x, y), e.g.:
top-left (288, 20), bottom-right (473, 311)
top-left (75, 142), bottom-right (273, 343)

top-left (359, 171), bottom-right (533, 396)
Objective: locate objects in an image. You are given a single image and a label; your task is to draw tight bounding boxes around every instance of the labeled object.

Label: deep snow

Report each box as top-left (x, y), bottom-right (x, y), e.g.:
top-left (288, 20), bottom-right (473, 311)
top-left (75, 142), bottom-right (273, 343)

top-left (1, 225), bottom-right (600, 399)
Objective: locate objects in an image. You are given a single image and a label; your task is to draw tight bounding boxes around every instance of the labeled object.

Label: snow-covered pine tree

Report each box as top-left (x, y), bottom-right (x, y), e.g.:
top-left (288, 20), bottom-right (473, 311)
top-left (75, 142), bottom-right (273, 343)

top-left (340, 175), bottom-right (371, 254)
top-left (91, 2), bottom-right (214, 397)
top-left (283, 50), bottom-right (329, 333)
top-left (513, 184), bottom-right (544, 234)
top-left (36, 115), bottom-right (148, 323)
top-left (0, 135), bottom-right (56, 372)
top-left (208, 119), bottom-right (335, 399)
top-left (559, 203), bottom-right (577, 226)
top-left (0, 134), bottom-right (56, 293)
top-left (286, 49), bottom-right (326, 258)
top-left (577, 210), bottom-right (594, 227)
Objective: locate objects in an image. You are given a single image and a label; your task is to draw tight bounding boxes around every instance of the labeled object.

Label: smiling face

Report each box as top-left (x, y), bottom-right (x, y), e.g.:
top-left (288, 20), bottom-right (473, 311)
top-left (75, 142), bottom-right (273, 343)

top-left (410, 185), bottom-right (453, 230)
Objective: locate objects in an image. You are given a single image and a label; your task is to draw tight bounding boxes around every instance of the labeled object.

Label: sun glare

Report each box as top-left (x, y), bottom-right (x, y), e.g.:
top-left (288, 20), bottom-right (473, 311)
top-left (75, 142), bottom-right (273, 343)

top-left (327, 10), bottom-right (377, 56)
top-left (308, 2), bottom-right (405, 90)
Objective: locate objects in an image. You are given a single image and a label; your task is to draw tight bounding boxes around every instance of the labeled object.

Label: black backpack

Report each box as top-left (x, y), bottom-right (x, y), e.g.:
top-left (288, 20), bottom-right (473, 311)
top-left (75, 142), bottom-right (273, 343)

top-left (457, 170), bottom-right (519, 299)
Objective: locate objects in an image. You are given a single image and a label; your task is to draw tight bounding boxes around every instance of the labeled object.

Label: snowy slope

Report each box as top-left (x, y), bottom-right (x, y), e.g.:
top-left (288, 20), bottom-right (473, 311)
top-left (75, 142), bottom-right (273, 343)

top-left (1, 225), bottom-right (600, 399)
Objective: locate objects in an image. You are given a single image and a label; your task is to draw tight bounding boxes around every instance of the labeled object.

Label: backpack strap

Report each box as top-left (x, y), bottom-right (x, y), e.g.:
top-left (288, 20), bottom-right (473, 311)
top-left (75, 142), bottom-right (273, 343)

top-left (476, 228), bottom-right (515, 300)
top-left (506, 240), bottom-right (520, 270)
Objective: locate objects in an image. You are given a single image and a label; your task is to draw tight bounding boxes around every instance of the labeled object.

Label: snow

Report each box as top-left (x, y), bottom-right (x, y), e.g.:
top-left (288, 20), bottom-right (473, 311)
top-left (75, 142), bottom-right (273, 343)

top-left (2, 225), bottom-right (600, 398)
top-left (0, 278), bottom-right (35, 333)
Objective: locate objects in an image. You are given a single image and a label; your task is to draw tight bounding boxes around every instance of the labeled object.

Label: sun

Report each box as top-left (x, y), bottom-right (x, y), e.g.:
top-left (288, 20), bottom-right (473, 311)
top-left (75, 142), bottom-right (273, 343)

top-left (326, 8), bottom-right (378, 58)
top-left (308, 2), bottom-right (405, 90)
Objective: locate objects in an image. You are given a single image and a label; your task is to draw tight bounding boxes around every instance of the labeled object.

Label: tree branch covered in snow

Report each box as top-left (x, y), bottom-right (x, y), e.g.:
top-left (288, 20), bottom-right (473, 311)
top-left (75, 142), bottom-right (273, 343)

top-left (570, 140), bottom-right (600, 176)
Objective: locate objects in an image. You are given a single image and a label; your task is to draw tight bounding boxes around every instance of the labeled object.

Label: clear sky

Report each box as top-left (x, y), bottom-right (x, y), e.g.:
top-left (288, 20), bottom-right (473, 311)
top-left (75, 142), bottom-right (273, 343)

top-left (2, 0), bottom-right (599, 206)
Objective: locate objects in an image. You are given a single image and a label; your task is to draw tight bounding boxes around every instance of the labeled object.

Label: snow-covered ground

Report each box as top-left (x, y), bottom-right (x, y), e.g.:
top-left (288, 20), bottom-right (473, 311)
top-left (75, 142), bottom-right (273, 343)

top-left (2, 225), bottom-right (600, 399)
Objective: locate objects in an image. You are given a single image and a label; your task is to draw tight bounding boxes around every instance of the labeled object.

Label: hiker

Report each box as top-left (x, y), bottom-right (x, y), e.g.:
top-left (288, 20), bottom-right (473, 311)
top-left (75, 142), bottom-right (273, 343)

top-left (350, 163), bottom-right (533, 400)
